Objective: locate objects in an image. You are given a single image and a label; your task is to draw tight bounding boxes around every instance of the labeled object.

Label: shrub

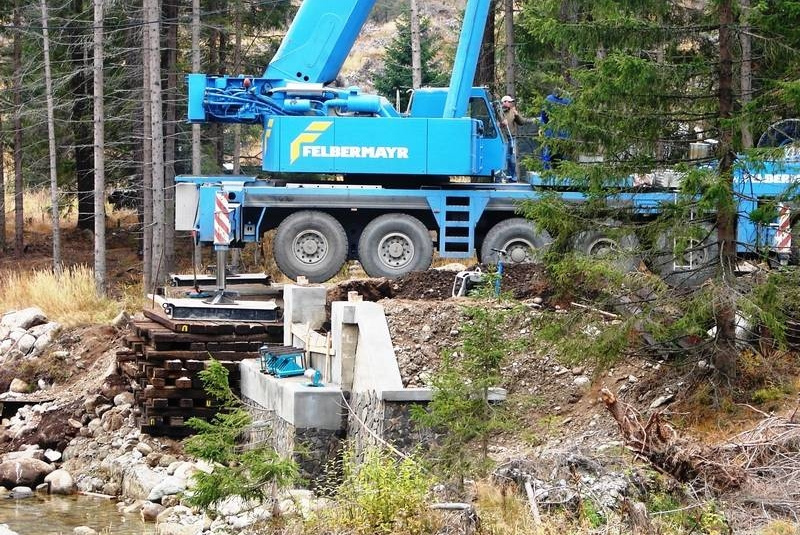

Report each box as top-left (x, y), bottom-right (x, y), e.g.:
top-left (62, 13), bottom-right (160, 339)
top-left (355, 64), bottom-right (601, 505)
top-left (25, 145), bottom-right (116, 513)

top-left (310, 447), bottom-right (437, 535)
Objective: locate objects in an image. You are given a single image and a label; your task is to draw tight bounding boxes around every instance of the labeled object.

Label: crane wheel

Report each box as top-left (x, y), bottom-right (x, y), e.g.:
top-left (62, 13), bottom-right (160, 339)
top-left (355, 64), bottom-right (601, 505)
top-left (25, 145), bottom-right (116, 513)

top-left (357, 214), bottom-right (433, 278)
top-left (649, 223), bottom-right (719, 288)
top-left (480, 218), bottom-right (552, 265)
top-left (572, 222), bottom-right (641, 273)
top-left (274, 211), bottom-right (348, 283)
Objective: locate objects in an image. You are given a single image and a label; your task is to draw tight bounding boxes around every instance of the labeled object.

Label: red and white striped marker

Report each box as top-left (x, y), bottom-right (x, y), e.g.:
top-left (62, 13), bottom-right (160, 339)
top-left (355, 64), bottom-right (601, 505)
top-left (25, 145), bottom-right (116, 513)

top-left (214, 192), bottom-right (231, 246)
top-left (774, 203), bottom-right (792, 254)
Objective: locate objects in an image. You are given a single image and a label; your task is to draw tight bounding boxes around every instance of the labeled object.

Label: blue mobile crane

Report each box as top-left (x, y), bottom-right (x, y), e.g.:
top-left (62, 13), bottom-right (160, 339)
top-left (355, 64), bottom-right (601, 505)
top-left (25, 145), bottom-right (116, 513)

top-left (176, 0), bottom-right (800, 289)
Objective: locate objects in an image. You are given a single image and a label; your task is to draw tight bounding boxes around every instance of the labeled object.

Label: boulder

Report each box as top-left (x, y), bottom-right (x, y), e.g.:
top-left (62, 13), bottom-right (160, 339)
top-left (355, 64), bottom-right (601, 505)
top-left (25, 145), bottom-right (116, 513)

top-left (15, 334), bottom-right (36, 356)
top-left (73, 527), bottom-right (98, 535)
top-left (147, 475), bottom-right (186, 502)
top-left (135, 442), bottom-right (153, 456)
top-left (1, 308), bottom-right (46, 330)
top-left (83, 394), bottom-right (110, 414)
top-left (113, 392), bottom-right (135, 407)
top-left (140, 501), bottom-right (165, 522)
top-left (0, 524), bottom-right (20, 535)
top-left (101, 411), bottom-right (125, 432)
top-left (7, 328), bottom-right (26, 343)
top-left (9, 486), bottom-right (33, 498)
top-left (2, 448), bottom-right (44, 463)
top-left (8, 378), bottom-right (30, 394)
top-left (0, 339), bottom-right (13, 355)
top-left (0, 458), bottom-right (54, 487)
top-left (121, 463), bottom-right (163, 500)
top-left (45, 469), bottom-right (76, 495)
top-left (44, 449), bottom-right (62, 462)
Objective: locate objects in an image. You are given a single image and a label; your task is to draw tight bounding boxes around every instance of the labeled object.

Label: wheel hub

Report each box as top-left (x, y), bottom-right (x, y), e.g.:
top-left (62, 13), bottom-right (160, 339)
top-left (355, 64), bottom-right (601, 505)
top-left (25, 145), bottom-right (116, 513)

top-left (588, 238), bottom-right (619, 258)
top-left (293, 230), bottom-right (328, 265)
top-left (505, 240), bottom-right (534, 263)
top-left (379, 233), bottom-right (414, 268)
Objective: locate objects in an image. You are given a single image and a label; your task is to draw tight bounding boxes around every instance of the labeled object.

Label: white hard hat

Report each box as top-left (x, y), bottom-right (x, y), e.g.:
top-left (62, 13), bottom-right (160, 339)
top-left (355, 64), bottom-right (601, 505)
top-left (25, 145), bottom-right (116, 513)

top-left (501, 95), bottom-right (515, 103)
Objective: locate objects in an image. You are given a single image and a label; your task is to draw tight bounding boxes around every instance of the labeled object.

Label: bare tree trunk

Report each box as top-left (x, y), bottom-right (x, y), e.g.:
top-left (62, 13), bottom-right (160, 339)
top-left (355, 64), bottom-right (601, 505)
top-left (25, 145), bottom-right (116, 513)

top-left (0, 114), bottom-right (5, 253)
top-left (93, 0), bottom-right (106, 294)
top-left (214, 30), bottom-right (228, 169)
top-left (192, 0), bottom-right (202, 273)
top-left (475, 0), bottom-right (495, 88)
top-left (162, 0), bottom-right (178, 275)
top-left (410, 0), bottom-right (422, 89)
top-left (71, 0), bottom-right (94, 232)
top-left (715, 0), bottom-right (738, 381)
top-left (232, 6), bottom-right (242, 175)
top-left (41, 0), bottom-right (62, 273)
top-left (13, 0), bottom-right (24, 258)
top-left (504, 0), bottom-right (515, 98)
top-left (739, 0), bottom-right (753, 148)
top-left (142, 2), bottom-right (153, 294)
top-left (147, 0), bottom-right (165, 287)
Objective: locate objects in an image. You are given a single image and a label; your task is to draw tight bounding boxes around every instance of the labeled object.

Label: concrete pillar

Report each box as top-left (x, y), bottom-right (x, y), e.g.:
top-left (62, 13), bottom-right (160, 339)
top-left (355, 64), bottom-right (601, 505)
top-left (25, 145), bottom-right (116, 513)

top-left (331, 302), bottom-right (358, 391)
top-left (283, 284), bottom-right (328, 346)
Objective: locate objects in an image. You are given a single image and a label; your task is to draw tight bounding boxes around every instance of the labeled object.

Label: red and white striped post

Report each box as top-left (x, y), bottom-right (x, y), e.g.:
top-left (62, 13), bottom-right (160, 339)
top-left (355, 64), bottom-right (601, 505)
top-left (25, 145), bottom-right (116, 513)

top-left (774, 203), bottom-right (792, 263)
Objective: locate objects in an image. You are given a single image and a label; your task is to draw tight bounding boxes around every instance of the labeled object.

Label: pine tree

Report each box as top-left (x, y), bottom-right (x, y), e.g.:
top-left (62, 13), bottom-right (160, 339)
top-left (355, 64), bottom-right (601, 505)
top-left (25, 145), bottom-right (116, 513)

top-left (515, 0), bottom-right (800, 381)
top-left (374, 12), bottom-right (447, 112)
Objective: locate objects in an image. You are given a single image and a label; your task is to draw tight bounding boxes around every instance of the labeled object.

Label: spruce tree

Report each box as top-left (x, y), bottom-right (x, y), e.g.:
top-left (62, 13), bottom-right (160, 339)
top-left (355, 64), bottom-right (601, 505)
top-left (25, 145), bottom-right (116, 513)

top-left (515, 0), bottom-right (800, 381)
top-left (374, 12), bottom-right (447, 112)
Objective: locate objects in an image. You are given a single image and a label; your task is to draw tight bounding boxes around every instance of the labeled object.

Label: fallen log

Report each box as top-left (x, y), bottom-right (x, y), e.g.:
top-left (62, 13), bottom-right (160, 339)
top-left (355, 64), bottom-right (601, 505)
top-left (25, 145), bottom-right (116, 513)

top-left (601, 387), bottom-right (744, 492)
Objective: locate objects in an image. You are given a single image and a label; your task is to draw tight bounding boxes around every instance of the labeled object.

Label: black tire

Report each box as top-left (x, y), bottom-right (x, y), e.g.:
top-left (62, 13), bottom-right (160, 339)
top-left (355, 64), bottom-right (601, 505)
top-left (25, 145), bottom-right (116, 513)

top-left (357, 214), bottom-right (433, 278)
top-left (650, 224), bottom-right (719, 288)
top-left (757, 119), bottom-right (800, 148)
top-left (572, 223), bottom-right (641, 273)
top-left (273, 211), bottom-right (348, 283)
top-left (480, 218), bottom-right (552, 265)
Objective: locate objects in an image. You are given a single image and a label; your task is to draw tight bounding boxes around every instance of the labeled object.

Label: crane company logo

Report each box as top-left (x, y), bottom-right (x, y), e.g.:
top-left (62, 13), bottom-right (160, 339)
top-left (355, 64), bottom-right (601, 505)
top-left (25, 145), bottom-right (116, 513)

top-left (262, 119), bottom-right (275, 156)
top-left (290, 121), bottom-right (410, 164)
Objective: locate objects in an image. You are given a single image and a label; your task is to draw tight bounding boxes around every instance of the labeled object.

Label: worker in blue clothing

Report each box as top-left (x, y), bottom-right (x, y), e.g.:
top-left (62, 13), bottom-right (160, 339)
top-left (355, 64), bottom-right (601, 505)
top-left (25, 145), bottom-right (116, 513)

top-left (499, 95), bottom-right (534, 182)
top-left (540, 91), bottom-right (572, 168)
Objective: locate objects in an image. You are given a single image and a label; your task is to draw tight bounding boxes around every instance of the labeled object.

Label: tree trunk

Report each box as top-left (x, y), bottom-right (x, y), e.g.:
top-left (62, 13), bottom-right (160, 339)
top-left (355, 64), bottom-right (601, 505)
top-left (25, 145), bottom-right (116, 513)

top-left (41, 0), bottom-right (62, 273)
top-left (739, 0), bottom-right (753, 148)
top-left (0, 113), bottom-right (5, 253)
top-left (504, 0), bottom-right (515, 98)
top-left (475, 0), bottom-right (495, 89)
top-left (71, 0), bottom-right (94, 231)
top-left (715, 0), bottom-right (738, 380)
top-left (232, 6), bottom-right (242, 175)
top-left (93, 0), bottom-right (106, 293)
top-left (410, 0), bottom-right (422, 89)
top-left (147, 0), bottom-right (165, 287)
top-left (142, 0), bottom-right (153, 293)
top-left (13, 0), bottom-right (24, 258)
top-left (191, 0), bottom-right (202, 273)
top-left (162, 0), bottom-right (178, 275)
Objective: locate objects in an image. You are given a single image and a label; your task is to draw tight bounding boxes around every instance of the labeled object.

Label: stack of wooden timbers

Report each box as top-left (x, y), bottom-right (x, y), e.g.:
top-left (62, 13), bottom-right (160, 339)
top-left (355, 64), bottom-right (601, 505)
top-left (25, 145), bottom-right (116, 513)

top-left (116, 307), bottom-right (283, 437)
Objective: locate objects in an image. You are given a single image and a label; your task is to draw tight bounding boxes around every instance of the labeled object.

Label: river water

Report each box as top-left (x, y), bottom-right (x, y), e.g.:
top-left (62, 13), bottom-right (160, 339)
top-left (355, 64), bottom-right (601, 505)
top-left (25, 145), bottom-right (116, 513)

top-left (0, 495), bottom-right (156, 535)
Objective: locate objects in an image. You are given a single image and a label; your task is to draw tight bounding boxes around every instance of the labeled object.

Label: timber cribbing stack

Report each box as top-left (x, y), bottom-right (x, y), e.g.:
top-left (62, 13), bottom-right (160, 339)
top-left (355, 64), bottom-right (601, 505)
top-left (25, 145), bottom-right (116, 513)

top-left (116, 307), bottom-right (283, 438)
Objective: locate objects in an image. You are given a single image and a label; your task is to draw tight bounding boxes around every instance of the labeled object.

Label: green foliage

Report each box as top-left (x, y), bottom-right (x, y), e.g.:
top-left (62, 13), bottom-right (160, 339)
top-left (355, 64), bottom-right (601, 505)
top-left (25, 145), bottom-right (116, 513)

top-left (752, 385), bottom-right (792, 404)
top-left (746, 268), bottom-right (800, 347)
top-left (373, 12), bottom-right (448, 111)
top-left (580, 499), bottom-right (606, 528)
top-left (184, 360), bottom-right (298, 511)
top-left (412, 288), bottom-right (521, 485)
top-left (310, 447), bottom-right (436, 535)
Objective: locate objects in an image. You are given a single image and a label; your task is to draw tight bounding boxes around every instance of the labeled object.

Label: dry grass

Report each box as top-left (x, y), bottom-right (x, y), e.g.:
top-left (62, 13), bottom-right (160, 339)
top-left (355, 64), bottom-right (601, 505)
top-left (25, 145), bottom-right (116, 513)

top-left (0, 264), bottom-right (121, 326)
top-left (2, 189), bottom-right (134, 237)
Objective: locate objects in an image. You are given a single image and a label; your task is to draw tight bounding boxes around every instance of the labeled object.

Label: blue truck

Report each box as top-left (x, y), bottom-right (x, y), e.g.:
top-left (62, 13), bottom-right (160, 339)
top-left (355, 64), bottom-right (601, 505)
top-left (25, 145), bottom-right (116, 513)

top-left (175, 0), bottom-right (800, 287)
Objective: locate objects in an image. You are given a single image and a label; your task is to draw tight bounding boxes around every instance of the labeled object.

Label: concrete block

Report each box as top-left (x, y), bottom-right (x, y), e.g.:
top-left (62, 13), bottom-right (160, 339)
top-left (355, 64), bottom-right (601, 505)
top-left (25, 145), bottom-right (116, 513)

top-left (239, 360), bottom-right (345, 430)
top-left (283, 285), bottom-right (327, 346)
